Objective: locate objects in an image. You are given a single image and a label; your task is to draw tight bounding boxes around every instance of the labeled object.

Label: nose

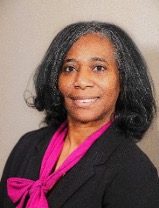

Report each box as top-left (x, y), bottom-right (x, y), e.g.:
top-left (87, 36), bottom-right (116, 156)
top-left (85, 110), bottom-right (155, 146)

top-left (74, 68), bottom-right (93, 90)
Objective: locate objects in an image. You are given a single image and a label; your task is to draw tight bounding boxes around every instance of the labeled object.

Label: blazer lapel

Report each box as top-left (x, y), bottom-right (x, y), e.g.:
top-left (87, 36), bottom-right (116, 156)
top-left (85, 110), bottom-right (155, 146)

top-left (23, 127), bottom-right (56, 179)
top-left (47, 124), bottom-right (125, 207)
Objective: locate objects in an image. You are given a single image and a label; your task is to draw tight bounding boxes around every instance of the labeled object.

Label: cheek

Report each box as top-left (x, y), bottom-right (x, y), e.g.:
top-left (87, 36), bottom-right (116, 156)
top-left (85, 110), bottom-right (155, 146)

top-left (58, 76), bottom-right (71, 95)
top-left (101, 74), bottom-right (120, 91)
top-left (100, 76), bottom-right (120, 102)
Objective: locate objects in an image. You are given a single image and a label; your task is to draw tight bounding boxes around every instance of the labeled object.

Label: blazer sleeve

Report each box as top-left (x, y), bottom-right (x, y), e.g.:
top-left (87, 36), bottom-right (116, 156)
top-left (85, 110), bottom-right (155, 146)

top-left (0, 126), bottom-right (52, 208)
top-left (0, 131), bottom-right (37, 208)
top-left (102, 145), bottom-right (159, 208)
top-left (0, 127), bottom-right (56, 208)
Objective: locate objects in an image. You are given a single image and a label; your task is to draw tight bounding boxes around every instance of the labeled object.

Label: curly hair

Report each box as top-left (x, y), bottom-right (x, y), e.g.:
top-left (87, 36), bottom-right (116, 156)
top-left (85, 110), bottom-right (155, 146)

top-left (26, 21), bottom-right (156, 141)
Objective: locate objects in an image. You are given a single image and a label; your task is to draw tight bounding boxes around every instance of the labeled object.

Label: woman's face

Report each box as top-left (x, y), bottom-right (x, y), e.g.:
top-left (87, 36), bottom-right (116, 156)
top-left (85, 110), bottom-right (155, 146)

top-left (58, 33), bottom-right (120, 124)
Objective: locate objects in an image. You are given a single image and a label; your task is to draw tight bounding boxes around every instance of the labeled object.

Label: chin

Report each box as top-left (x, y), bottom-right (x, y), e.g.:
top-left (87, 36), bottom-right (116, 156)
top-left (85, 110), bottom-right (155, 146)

top-left (68, 111), bottom-right (110, 124)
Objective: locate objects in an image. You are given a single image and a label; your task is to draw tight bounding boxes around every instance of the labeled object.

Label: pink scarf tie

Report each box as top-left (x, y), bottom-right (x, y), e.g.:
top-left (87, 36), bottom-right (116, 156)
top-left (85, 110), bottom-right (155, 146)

top-left (7, 121), bottom-right (111, 208)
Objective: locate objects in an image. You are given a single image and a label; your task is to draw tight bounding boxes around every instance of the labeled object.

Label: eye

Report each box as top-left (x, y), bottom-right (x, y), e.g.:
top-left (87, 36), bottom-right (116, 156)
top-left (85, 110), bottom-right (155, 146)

top-left (93, 65), bottom-right (106, 72)
top-left (62, 66), bottom-right (76, 73)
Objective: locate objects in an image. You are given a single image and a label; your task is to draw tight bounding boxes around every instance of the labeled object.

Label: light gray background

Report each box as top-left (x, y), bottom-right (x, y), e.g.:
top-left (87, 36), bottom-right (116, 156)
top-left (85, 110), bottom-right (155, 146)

top-left (0, 0), bottom-right (159, 177)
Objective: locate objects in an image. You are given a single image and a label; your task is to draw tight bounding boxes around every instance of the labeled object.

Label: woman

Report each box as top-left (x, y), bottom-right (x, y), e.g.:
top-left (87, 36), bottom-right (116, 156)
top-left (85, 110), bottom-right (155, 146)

top-left (0, 21), bottom-right (159, 208)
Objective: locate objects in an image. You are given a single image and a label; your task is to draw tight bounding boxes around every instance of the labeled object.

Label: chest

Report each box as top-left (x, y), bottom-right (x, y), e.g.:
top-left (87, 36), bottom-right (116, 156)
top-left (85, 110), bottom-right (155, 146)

top-left (54, 140), bottom-right (78, 172)
top-left (47, 162), bottom-right (114, 208)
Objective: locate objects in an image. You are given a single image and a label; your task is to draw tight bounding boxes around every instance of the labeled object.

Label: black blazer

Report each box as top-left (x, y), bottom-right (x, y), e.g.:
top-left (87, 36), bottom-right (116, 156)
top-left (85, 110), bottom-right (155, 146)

top-left (1, 124), bottom-right (159, 208)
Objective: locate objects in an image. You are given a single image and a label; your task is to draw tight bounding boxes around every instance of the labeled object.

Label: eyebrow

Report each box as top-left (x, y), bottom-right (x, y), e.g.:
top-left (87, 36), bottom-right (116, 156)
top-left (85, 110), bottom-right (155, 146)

top-left (64, 58), bottom-right (76, 63)
top-left (90, 57), bottom-right (108, 63)
top-left (64, 57), bottom-right (108, 63)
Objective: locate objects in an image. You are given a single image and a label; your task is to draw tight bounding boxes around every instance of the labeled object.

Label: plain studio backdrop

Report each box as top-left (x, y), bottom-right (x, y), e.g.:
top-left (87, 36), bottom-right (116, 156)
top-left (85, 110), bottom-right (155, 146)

top-left (0, 0), bottom-right (159, 178)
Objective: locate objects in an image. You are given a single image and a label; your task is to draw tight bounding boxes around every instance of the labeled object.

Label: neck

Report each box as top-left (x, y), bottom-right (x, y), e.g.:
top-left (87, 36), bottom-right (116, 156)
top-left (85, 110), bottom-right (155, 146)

top-left (66, 116), bottom-right (111, 147)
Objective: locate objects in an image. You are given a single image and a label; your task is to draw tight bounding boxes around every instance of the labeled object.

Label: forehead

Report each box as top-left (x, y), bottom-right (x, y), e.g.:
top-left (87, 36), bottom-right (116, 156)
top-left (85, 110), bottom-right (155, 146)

top-left (65, 33), bottom-right (115, 60)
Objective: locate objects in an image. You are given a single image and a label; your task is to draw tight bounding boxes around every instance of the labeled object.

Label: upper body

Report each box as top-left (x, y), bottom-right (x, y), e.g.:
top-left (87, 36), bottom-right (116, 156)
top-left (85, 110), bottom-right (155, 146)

top-left (1, 123), bottom-right (159, 208)
top-left (1, 21), bottom-right (159, 208)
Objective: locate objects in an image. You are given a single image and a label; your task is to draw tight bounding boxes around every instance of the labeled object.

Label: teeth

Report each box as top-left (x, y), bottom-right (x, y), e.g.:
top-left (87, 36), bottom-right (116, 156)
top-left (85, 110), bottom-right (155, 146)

top-left (71, 97), bottom-right (99, 107)
top-left (78, 99), bottom-right (97, 103)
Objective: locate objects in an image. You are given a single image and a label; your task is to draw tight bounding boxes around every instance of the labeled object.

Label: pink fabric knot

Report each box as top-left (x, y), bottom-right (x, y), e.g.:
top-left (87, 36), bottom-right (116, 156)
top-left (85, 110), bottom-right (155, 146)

top-left (29, 179), bottom-right (47, 195)
top-left (7, 177), bottom-right (49, 208)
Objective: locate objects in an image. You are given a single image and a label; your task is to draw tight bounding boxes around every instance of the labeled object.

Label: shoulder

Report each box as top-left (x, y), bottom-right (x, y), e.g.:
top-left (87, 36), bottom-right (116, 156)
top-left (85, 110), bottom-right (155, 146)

top-left (17, 125), bottom-right (55, 144)
top-left (15, 124), bottom-right (58, 149)
top-left (120, 140), bottom-right (158, 188)
top-left (109, 132), bottom-right (159, 184)
top-left (116, 137), bottom-right (157, 170)
top-left (103, 133), bottom-right (159, 207)
top-left (1, 126), bottom-right (56, 179)
top-left (8, 126), bottom-right (55, 157)
top-left (102, 124), bottom-right (157, 174)
top-left (105, 125), bottom-right (158, 173)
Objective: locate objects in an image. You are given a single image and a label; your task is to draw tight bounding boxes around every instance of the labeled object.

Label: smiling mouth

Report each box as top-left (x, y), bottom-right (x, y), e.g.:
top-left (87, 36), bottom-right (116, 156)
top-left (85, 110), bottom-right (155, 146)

top-left (70, 97), bottom-right (100, 107)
